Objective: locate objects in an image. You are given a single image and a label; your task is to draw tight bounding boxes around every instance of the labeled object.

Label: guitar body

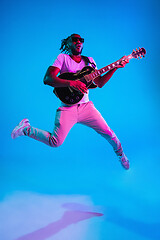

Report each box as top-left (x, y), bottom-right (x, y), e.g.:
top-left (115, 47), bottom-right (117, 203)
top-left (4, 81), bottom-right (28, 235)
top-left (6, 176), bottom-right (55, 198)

top-left (53, 66), bottom-right (97, 105)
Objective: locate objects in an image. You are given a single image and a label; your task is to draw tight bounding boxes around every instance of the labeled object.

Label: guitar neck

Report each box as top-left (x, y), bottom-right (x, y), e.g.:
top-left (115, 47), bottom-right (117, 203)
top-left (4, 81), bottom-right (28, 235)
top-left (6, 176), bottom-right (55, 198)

top-left (85, 54), bottom-right (133, 82)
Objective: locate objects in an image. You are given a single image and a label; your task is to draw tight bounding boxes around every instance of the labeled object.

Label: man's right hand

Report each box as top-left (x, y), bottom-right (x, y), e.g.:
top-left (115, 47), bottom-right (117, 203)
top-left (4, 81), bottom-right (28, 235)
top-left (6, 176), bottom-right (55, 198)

top-left (69, 80), bottom-right (88, 94)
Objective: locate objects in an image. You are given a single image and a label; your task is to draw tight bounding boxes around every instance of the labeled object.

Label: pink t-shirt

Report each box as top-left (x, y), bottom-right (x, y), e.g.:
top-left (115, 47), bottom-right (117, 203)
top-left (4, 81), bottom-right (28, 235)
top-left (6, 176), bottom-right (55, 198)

top-left (52, 53), bottom-right (97, 105)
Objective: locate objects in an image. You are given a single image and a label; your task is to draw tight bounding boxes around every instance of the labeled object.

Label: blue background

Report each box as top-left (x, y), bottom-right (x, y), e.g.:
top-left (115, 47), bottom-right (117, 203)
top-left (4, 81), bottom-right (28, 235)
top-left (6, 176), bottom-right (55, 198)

top-left (1, 0), bottom-right (160, 239)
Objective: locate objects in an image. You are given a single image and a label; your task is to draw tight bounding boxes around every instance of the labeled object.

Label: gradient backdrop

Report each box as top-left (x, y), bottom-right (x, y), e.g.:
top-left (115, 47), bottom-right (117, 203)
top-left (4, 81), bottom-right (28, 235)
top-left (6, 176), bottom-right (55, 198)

top-left (1, 0), bottom-right (160, 239)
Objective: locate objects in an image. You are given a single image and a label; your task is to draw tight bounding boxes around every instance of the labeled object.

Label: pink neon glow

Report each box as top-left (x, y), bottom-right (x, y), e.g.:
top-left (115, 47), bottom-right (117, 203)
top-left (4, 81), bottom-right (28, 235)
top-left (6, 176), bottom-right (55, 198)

top-left (15, 210), bottom-right (103, 240)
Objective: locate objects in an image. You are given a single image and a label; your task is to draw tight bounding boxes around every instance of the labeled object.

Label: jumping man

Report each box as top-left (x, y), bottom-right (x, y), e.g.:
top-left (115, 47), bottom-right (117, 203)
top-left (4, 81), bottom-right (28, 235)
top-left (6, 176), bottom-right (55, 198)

top-left (11, 33), bottom-right (130, 170)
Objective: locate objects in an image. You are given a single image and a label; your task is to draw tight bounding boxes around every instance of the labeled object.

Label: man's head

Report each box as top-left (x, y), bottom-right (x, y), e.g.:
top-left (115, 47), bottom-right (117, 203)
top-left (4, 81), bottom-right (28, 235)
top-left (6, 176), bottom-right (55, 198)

top-left (60, 33), bottom-right (84, 55)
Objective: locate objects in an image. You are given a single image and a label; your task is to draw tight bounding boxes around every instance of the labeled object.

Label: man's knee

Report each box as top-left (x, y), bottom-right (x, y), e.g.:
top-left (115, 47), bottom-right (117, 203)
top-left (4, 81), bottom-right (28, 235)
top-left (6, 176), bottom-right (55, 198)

top-left (49, 136), bottom-right (64, 147)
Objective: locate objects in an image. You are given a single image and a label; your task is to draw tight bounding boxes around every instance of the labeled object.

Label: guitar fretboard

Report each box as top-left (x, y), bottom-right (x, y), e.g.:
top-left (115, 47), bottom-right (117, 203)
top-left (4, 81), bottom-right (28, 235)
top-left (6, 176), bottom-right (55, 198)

top-left (85, 54), bottom-right (133, 82)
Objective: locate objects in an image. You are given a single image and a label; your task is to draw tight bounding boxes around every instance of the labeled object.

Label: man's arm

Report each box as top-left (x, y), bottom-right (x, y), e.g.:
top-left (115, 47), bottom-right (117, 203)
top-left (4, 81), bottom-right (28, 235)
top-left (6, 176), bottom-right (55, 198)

top-left (43, 66), bottom-right (70, 87)
top-left (43, 66), bottom-right (88, 93)
top-left (94, 57), bottom-right (129, 88)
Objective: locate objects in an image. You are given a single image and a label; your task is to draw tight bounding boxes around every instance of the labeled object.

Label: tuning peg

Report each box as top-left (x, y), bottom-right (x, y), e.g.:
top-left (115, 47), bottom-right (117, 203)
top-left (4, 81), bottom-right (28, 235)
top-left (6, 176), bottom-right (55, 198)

top-left (133, 49), bottom-right (135, 52)
top-left (140, 56), bottom-right (142, 58)
top-left (136, 48), bottom-right (138, 51)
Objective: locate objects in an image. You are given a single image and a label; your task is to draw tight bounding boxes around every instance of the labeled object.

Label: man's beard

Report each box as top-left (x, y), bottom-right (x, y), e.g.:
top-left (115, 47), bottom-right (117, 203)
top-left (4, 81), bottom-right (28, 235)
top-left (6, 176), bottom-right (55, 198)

top-left (70, 46), bottom-right (83, 55)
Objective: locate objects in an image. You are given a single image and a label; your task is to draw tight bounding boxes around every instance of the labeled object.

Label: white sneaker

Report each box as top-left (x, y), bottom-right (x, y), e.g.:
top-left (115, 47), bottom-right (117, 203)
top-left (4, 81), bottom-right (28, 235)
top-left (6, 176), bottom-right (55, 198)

top-left (11, 118), bottom-right (30, 139)
top-left (119, 153), bottom-right (130, 170)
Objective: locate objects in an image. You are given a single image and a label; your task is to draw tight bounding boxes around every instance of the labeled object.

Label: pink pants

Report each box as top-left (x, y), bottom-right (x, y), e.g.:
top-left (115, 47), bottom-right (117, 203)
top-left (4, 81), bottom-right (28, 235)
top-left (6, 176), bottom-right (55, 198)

top-left (24, 101), bottom-right (123, 156)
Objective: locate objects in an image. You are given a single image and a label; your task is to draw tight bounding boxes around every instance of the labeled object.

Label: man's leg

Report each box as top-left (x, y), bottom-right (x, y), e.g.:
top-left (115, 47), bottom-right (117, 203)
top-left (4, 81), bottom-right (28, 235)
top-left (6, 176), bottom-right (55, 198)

top-left (11, 106), bottom-right (78, 147)
top-left (77, 102), bottom-right (129, 169)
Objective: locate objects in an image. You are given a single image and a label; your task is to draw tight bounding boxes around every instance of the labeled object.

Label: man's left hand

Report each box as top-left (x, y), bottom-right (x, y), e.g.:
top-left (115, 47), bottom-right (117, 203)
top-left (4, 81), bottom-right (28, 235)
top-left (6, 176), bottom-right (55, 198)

top-left (117, 56), bottom-right (129, 68)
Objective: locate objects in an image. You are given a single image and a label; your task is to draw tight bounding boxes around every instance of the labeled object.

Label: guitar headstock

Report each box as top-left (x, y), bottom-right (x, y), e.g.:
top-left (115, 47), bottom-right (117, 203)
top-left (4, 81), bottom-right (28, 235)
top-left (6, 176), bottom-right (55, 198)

top-left (132, 47), bottom-right (146, 59)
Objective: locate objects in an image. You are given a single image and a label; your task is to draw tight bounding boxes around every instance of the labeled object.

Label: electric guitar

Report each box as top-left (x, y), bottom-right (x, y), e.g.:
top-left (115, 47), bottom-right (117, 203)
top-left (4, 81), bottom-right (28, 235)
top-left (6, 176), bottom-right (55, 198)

top-left (53, 47), bottom-right (146, 105)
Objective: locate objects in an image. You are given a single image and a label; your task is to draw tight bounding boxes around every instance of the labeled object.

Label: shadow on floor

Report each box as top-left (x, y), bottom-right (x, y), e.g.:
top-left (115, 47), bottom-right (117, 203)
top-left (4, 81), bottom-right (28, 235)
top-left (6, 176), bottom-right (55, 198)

top-left (15, 210), bottom-right (103, 240)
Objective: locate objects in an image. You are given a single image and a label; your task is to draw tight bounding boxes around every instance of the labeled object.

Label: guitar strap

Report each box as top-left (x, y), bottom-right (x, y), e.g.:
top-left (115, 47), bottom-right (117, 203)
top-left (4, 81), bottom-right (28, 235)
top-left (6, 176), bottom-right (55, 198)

top-left (81, 55), bottom-right (97, 89)
top-left (81, 55), bottom-right (96, 69)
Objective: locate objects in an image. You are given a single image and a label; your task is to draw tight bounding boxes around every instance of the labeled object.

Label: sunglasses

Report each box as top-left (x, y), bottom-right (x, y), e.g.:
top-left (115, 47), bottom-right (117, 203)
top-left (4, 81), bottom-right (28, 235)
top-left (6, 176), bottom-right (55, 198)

top-left (71, 37), bottom-right (84, 43)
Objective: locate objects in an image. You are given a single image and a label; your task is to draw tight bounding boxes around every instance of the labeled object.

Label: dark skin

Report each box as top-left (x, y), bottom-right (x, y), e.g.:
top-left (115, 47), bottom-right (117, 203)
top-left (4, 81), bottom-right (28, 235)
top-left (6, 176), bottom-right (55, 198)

top-left (44, 34), bottom-right (129, 93)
